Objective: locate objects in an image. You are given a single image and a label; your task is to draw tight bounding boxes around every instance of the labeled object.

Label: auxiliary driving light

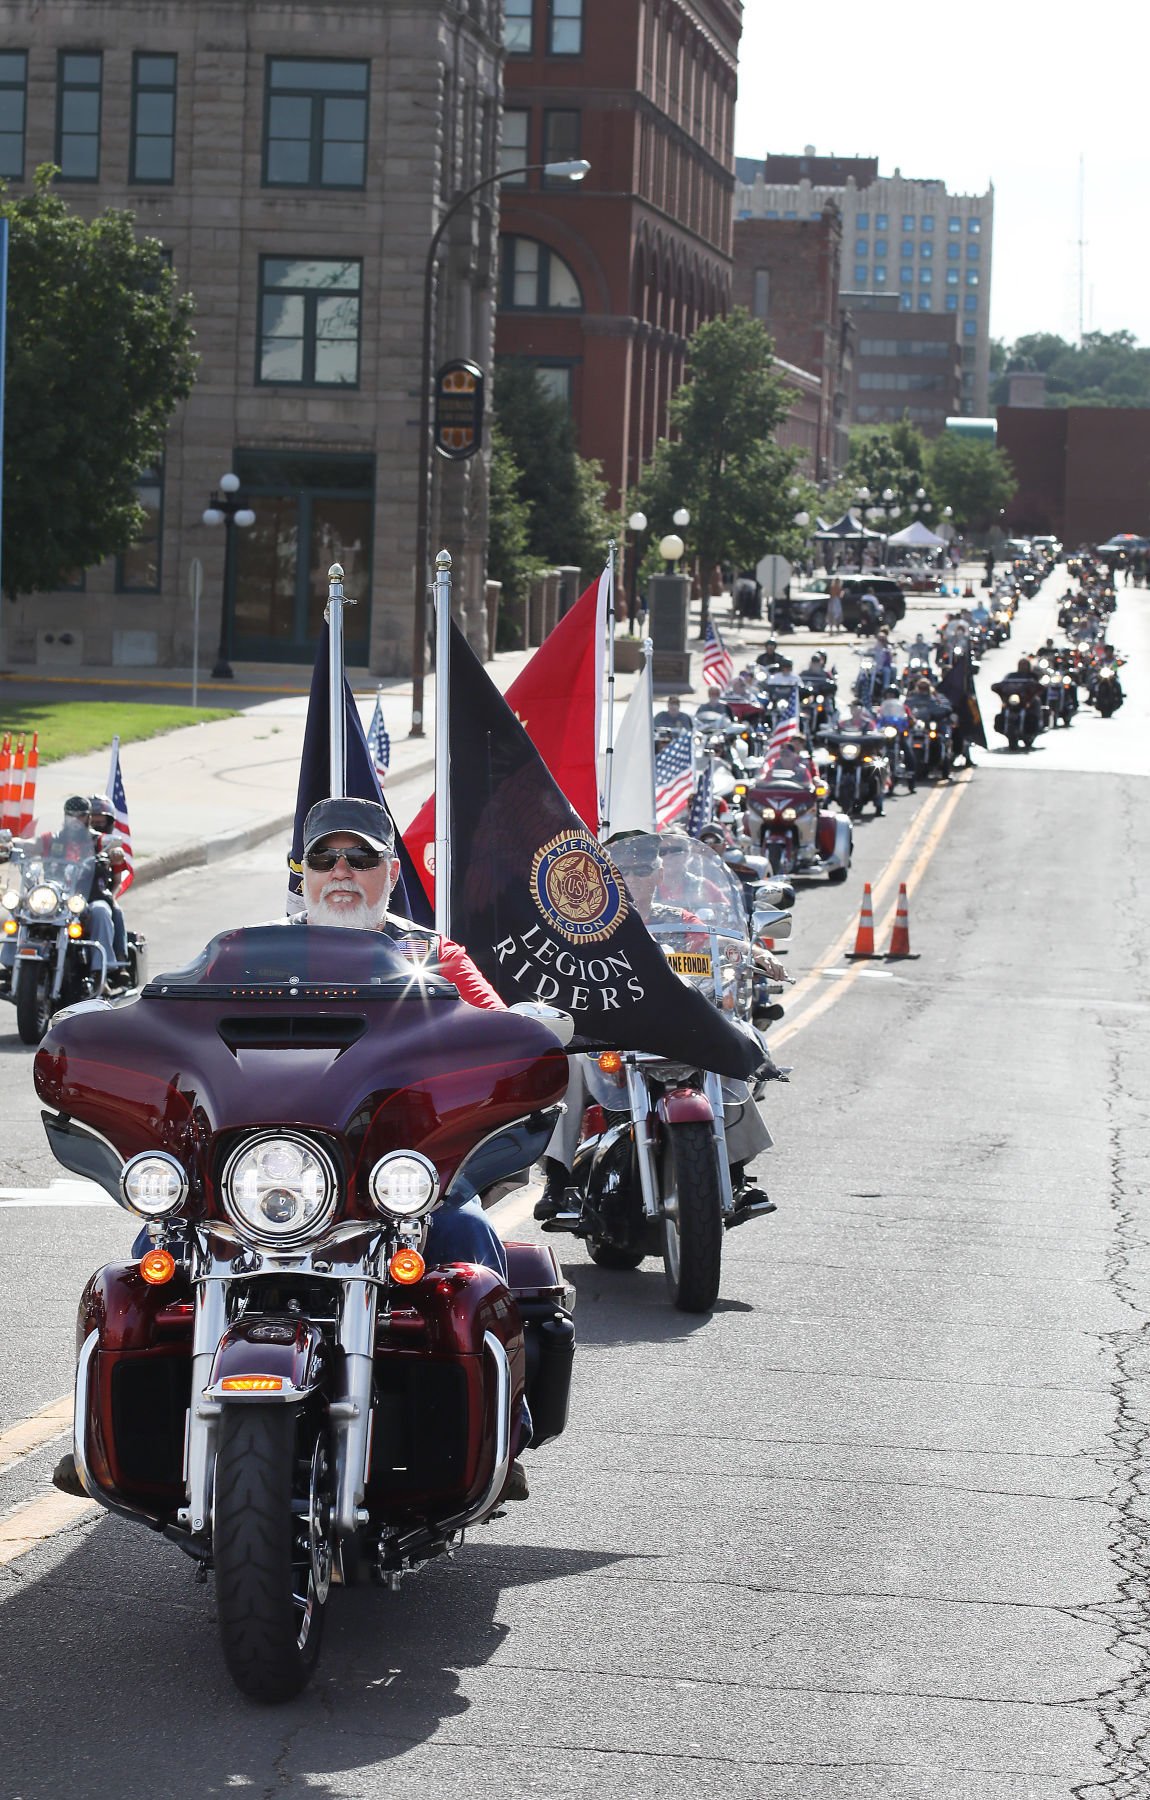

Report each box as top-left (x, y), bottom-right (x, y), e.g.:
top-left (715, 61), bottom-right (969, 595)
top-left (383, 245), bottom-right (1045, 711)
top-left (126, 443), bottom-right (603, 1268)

top-left (1, 888), bottom-right (18, 910)
top-left (367, 1150), bottom-right (440, 1221)
top-left (67, 894), bottom-right (86, 915)
top-left (121, 1151), bottom-right (189, 1219)
top-left (388, 1247), bottom-right (426, 1286)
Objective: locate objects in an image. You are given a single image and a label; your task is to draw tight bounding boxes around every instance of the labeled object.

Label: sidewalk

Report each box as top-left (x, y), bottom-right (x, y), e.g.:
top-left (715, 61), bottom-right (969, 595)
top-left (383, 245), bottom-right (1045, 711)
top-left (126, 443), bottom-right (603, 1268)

top-left (5, 564), bottom-right (984, 886)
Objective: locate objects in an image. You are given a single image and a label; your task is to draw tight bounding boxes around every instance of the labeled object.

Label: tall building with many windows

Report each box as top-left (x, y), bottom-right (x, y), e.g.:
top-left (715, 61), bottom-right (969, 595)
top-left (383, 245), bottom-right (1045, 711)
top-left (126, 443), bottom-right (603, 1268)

top-left (0, 1), bottom-right (502, 673)
top-left (735, 150), bottom-right (993, 420)
top-left (496, 0), bottom-right (743, 504)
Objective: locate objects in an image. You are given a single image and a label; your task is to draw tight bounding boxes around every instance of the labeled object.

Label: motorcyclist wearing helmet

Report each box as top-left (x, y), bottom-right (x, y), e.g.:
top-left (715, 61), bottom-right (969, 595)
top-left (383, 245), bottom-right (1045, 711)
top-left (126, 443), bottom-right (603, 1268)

top-left (1, 797), bottom-right (120, 987)
top-left (88, 794), bottom-right (130, 970)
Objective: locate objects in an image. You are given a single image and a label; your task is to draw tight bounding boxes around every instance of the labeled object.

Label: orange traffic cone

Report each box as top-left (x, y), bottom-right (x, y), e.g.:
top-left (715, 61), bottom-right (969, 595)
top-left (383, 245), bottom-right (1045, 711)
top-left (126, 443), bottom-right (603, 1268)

top-left (848, 883), bottom-right (876, 957)
top-left (886, 883), bottom-right (913, 958)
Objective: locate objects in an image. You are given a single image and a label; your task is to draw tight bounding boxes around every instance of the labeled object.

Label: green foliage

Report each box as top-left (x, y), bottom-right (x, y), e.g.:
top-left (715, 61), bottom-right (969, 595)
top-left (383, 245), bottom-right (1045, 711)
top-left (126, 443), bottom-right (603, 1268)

top-left (837, 421), bottom-right (936, 523)
top-left (0, 701), bottom-right (233, 763)
top-left (635, 310), bottom-right (804, 572)
top-left (1, 169), bottom-right (198, 598)
top-left (925, 433), bottom-right (1017, 533)
top-left (485, 424), bottom-right (538, 648)
top-left (492, 362), bottom-right (616, 578)
top-left (991, 330), bottom-right (1150, 408)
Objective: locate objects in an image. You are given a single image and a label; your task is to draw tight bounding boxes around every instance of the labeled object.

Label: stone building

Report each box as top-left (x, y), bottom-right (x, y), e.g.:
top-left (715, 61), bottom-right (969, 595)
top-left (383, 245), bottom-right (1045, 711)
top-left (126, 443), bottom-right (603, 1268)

top-left (496, 0), bottom-right (743, 506)
top-left (735, 149), bottom-right (994, 421)
top-left (0, 0), bottom-right (503, 673)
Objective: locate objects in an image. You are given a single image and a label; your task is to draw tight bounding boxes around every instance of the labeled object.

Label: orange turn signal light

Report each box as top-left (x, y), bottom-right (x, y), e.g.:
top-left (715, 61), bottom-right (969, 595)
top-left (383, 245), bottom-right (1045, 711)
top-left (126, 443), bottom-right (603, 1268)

top-left (220, 1375), bottom-right (283, 1393)
top-left (2, 919), bottom-right (16, 935)
top-left (67, 921), bottom-right (84, 939)
top-left (139, 1247), bottom-right (177, 1286)
top-left (388, 1247), bottom-right (425, 1286)
top-left (597, 1051), bottom-right (623, 1075)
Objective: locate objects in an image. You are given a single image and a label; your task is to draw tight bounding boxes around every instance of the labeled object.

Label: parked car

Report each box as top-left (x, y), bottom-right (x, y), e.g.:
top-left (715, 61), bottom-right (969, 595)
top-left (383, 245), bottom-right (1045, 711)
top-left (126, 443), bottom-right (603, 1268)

top-left (789, 576), bottom-right (907, 631)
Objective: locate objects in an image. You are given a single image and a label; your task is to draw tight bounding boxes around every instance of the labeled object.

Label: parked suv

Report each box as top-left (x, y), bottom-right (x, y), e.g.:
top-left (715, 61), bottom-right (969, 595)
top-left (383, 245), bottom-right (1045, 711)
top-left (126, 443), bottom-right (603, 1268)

top-left (788, 576), bottom-right (907, 631)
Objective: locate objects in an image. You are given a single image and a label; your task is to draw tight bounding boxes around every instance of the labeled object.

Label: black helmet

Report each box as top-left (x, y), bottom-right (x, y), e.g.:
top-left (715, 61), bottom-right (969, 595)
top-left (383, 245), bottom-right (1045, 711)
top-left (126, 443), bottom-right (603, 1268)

top-left (63, 795), bottom-right (90, 817)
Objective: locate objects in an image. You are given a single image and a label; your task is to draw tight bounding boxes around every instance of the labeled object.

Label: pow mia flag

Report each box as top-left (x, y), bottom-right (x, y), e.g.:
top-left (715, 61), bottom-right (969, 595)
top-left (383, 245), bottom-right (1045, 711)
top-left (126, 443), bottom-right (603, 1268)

top-left (446, 624), bottom-right (759, 1080)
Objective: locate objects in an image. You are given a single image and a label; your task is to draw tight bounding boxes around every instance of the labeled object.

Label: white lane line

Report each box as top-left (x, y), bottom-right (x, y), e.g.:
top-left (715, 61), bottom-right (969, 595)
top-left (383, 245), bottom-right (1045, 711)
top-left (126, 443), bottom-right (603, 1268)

top-left (0, 1395), bottom-right (72, 1476)
top-left (0, 1180), bottom-right (113, 1209)
top-left (0, 1492), bottom-right (96, 1567)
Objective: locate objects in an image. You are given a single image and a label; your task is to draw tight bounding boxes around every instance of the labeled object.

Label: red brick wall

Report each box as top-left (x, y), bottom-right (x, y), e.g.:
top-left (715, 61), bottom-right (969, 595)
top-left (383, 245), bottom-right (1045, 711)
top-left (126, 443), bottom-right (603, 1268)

top-left (998, 407), bottom-right (1150, 543)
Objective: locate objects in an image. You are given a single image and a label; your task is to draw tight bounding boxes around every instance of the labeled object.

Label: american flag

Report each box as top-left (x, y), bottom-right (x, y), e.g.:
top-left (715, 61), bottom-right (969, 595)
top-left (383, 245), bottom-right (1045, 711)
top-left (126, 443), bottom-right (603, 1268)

top-left (766, 684), bottom-right (802, 758)
top-left (367, 690), bottom-right (390, 782)
top-left (686, 754), bottom-right (714, 839)
top-left (107, 739), bottom-right (134, 896)
top-left (701, 617), bottom-right (734, 689)
top-left (654, 730), bottom-right (695, 827)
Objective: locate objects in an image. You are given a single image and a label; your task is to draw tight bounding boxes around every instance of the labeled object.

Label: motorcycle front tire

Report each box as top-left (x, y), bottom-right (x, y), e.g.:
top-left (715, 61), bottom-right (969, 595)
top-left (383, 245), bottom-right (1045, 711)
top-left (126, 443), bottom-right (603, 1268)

top-left (660, 1122), bottom-right (723, 1313)
top-left (214, 1404), bottom-right (330, 1703)
top-left (15, 965), bottom-right (52, 1045)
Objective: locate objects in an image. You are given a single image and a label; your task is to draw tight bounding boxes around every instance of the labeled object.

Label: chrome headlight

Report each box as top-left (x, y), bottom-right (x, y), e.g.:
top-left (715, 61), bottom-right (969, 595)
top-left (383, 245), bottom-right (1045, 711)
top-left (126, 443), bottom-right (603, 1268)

top-left (121, 1151), bottom-right (188, 1219)
top-left (220, 1131), bottom-right (339, 1247)
top-left (840, 744), bottom-right (859, 761)
top-left (368, 1150), bottom-right (440, 1221)
top-left (1, 887), bottom-right (18, 910)
top-left (28, 885), bottom-right (60, 916)
top-left (761, 806), bottom-right (776, 821)
top-left (67, 893), bottom-right (86, 915)
top-left (781, 807), bottom-right (798, 822)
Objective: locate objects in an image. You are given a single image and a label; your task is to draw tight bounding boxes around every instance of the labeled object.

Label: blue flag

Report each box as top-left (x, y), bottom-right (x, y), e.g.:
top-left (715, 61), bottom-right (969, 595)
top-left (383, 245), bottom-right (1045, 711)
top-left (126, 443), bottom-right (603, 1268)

top-left (287, 625), bottom-right (431, 924)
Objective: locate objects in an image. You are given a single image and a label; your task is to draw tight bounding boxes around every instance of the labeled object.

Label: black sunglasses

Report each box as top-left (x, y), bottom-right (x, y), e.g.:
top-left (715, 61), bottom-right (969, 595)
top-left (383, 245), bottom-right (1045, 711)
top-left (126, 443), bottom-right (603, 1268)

top-left (304, 846), bottom-right (386, 872)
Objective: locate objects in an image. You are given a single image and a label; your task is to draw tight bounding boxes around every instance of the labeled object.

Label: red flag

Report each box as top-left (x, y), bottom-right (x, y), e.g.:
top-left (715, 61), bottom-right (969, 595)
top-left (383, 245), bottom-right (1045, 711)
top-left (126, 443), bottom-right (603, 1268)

top-left (406, 566), bottom-right (608, 902)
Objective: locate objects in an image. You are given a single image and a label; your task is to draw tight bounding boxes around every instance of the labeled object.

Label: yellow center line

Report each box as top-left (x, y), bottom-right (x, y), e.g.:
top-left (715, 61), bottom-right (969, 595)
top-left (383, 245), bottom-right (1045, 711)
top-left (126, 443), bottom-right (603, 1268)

top-left (771, 773), bottom-right (971, 1050)
top-left (0, 1492), bottom-right (96, 1567)
top-left (0, 1394), bottom-right (72, 1475)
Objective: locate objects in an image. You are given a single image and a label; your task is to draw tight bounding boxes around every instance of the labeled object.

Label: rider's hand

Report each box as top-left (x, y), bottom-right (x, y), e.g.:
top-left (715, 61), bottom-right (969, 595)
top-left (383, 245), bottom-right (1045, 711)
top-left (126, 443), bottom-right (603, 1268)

top-left (753, 945), bottom-right (790, 982)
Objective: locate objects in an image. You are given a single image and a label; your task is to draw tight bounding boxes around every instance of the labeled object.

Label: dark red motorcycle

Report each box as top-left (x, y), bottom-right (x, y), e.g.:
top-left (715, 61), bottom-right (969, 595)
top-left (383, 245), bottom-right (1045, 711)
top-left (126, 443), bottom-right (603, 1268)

top-left (35, 924), bottom-right (575, 1702)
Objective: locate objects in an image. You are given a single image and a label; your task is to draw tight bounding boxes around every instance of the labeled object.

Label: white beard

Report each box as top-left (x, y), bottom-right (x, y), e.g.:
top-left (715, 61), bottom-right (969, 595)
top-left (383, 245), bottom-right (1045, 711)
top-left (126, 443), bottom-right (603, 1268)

top-left (309, 887), bottom-right (390, 932)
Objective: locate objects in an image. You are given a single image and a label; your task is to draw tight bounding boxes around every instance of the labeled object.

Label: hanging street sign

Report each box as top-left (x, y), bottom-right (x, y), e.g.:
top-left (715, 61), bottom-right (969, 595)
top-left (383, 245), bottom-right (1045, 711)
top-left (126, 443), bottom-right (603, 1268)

top-left (434, 360), bottom-right (484, 460)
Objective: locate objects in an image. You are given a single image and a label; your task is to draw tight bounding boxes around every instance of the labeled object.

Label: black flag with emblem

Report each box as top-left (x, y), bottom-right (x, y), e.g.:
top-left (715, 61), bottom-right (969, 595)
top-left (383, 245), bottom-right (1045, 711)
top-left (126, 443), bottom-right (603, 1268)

top-left (446, 623), bottom-right (759, 1079)
top-left (287, 624), bottom-right (431, 924)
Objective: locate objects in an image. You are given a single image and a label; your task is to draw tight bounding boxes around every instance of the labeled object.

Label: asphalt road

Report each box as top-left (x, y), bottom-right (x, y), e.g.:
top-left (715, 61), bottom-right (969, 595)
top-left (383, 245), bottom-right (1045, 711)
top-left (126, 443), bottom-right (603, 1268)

top-left (1, 572), bottom-right (1148, 1796)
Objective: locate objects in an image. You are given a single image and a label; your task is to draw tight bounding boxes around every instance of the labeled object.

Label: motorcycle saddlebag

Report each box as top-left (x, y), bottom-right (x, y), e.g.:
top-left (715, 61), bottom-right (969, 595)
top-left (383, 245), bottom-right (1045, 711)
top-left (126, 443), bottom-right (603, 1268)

top-left (505, 1241), bottom-right (575, 1447)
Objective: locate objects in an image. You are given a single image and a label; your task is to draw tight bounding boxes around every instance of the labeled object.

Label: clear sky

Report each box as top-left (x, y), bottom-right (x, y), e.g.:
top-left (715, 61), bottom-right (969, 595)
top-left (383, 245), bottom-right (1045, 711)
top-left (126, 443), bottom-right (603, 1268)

top-left (733, 0), bottom-right (1149, 350)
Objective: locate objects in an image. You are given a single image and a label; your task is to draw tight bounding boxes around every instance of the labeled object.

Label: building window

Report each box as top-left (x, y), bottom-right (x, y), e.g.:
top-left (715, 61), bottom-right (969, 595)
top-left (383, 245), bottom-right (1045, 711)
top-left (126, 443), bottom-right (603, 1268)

top-left (783, 210), bottom-right (797, 219)
top-left (919, 268), bottom-right (933, 286)
top-left (854, 239), bottom-right (869, 258)
top-left (130, 54), bottom-right (176, 183)
top-left (856, 213), bottom-right (869, 229)
top-left (874, 238), bottom-right (887, 257)
top-left (264, 59), bottom-right (368, 188)
top-left (751, 268), bottom-right (769, 319)
top-left (920, 242), bottom-right (932, 260)
top-left (532, 363), bottom-right (574, 405)
top-left (500, 235), bottom-right (582, 310)
top-left (542, 109), bottom-right (580, 180)
top-left (505, 0), bottom-right (533, 52)
top-left (258, 257), bottom-right (362, 385)
top-left (968, 217), bottom-right (981, 233)
top-left (900, 239), bottom-right (914, 258)
top-left (116, 465), bottom-right (164, 592)
top-left (549, 0), bottom-right (584, 54)
top-left (0, 52), bottom-right (27, 180)
top-left (902, 214), bottom-right (915, 230)
top-left (56, 52), bottom-right (102, 181)
top-left (966, 270), bottom-right (979, 287)
top-left (853, 265), bottom-right (868, 285)
top-left (899, 265), bottom-right (913, 284)
top-left (809, 211), bottom-right (821, 221)
top-left (501, 108), bottom-right (529, 183)
top-left (899, 294), bottom-right (911, 311)
top-left (967, 242), bottom-right (981, 261)
top-left (875, 213), bottom-right (888, 230)
top-left (964, 294), bottom-right (978, 312)
top-left (921, 215), bottom-right (934, 231)
top-left (946, 295), bottom-right (958, 311)
top-left (946, 269), bottom-right (959, 286)
top-left (918, 294), bottom-right (932, 310)
top-left (963, 320), bottom-right (977, 337)
top-left (962, 346), bottom-right (976, 365)
top-left (874, 265), bottom-right (887, 284)
top-left (948, 216), bottom-right (962, 232)
top-left (765, 209), bottom-right (779, 219)
top-left (947, 242), bottom-right (960, 260)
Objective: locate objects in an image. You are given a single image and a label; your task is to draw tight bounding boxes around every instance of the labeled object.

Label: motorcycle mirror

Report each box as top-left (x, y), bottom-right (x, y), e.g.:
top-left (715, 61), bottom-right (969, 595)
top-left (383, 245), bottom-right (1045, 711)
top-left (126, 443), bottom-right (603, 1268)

top-left (754, 880), bottom-right (795, 909)
top-left (508, 1001), bottom-right (576, 1047)
top-left (753, 910), bottom-right (793, 940)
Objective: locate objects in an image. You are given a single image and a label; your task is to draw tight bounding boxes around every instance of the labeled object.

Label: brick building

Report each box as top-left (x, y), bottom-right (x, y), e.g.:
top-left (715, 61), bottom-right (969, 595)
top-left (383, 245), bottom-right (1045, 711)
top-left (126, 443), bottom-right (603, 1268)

top-left (844, 294), bottom-right (961, 437)
top-left (496, 0), bottom-right (742, 505)
top-left (732, 209), bottom-right (851, 478)
top-left (997, 406), bottom-right (1150, 545)
top-left (0, 0), bottom-right (502, 673)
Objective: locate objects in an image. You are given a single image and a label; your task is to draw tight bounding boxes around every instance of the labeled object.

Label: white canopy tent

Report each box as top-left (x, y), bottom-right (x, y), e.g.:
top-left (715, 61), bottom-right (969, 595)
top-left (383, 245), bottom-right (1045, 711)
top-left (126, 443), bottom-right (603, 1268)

top-left (886, 519), bottom-right (947, 550)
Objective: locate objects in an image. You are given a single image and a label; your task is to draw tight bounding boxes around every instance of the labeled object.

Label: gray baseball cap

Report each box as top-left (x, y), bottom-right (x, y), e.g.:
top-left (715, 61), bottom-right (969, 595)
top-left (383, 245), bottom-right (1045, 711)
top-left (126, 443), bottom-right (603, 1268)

top-left (303, 797), bottom-right (395, 855)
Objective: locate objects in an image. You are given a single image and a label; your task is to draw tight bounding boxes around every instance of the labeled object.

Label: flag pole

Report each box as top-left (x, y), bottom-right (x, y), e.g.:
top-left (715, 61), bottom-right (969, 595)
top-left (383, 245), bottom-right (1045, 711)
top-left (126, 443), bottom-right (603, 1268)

top-left (600, 544), bottom-right (617, 842)
top-left (642, 636), bottom-right (656, 827)
top-left (433, 549), bottom-right (452, 939)
top-left (325, 562), bottom-right (349, 798)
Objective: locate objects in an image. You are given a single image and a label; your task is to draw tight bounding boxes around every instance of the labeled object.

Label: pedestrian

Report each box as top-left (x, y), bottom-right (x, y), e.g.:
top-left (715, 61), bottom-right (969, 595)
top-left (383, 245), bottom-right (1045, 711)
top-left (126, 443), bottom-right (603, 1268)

top-left (826, 576), bottom-right (844, 635)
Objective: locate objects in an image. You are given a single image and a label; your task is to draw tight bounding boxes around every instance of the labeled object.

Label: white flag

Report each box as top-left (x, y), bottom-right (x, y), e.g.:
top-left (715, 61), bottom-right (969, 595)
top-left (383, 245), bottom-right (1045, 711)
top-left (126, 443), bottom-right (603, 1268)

top-left (607, 655), bottom-right (656, 836)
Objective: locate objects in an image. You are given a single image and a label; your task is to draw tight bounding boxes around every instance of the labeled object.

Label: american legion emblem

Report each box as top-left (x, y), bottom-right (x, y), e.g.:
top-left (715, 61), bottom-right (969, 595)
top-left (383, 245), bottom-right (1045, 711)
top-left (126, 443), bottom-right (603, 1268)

top-left (529, 831), bottom-right (628, 945)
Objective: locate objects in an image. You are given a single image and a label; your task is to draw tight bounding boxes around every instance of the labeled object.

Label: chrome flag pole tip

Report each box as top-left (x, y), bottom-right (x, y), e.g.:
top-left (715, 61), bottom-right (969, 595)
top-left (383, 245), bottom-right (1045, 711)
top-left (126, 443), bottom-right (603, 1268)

top-left (328, 562), bottom-right (344, 582)
top-left (435, 549), bottom-right (452, 571)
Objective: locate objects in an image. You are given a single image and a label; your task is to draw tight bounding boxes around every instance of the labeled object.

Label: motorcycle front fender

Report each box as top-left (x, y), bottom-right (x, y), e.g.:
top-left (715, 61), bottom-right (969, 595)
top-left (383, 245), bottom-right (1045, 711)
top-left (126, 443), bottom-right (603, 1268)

top-left (656, 1086), bottom-right (714, 1127)
top-left (205, 1316), bottom-right (327, 1404)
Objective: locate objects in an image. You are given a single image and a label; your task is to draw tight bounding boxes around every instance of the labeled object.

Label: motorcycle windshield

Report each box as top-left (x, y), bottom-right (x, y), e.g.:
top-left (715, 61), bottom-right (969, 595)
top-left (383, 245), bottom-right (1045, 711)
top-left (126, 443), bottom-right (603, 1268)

top-left (611, 833), bottom-right (747, 939)
top-left (144, 924), bottom-right (457, 1000)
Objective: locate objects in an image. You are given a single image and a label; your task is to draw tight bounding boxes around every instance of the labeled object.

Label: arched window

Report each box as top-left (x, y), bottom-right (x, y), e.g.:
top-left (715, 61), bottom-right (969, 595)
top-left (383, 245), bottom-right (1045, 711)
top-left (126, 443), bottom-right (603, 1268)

top-left (500, 235), bottom-right (583, 311)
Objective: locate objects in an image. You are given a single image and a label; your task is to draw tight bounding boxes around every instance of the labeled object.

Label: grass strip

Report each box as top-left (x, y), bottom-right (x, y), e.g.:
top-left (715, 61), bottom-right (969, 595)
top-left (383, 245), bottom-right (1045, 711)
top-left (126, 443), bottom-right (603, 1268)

top-left (0, 702), bottom-right (235, 764)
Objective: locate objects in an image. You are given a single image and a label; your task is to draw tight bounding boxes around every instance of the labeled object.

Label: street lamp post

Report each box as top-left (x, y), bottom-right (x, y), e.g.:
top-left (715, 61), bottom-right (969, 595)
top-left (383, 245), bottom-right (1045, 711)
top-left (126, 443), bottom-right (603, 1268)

top-left (626, 509), bottom-right (647, 634)
top-left (408, 156), bottom-right (590, 737)
top-left (854, 486), bottom-right (870, 572)
top-left (202, 472), bottom-right (256, 680)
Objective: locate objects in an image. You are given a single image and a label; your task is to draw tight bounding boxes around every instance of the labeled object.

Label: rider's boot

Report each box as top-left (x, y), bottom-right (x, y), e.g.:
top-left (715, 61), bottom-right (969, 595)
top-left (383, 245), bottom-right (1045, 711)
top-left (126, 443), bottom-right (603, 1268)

top-left (534, 1157), bottom-right (571, 1222)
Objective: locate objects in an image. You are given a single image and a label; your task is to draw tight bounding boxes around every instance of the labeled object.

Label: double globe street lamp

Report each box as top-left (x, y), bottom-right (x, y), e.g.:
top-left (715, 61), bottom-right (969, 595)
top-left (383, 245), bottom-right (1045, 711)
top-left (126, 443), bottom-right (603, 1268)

top-left (409, 156), bottom-right (591, 737)
top-left (202, 472), bottom-right (256, 680)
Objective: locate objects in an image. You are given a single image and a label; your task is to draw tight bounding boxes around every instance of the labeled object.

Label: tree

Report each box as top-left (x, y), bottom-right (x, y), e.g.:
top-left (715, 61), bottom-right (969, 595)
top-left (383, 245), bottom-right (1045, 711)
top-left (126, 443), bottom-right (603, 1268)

top-left (1, 168), bottom-right (197, 597)
top-left (492, 361), bottom-right (616, 575)
top-left (485, 424), bottom-right (538, 649)
top-left (635, 309), bottom-right (804, 574)
top-left (990, 329), bottom-right (1150, 408)
top-left (927, 433), bottom-right (1016, 533)
top-left (839, 420), bottom-right (936, 523)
